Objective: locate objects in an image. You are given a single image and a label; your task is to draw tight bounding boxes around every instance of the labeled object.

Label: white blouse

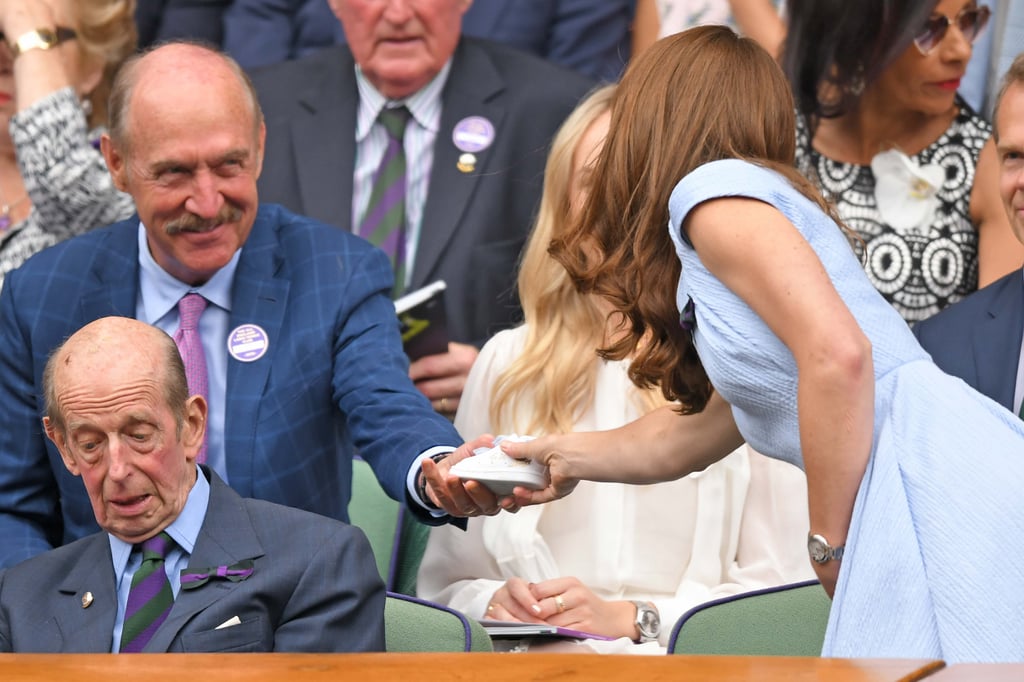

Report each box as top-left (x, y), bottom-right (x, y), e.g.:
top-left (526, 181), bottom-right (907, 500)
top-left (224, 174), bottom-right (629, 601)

top-left (417, 325), bottom-right (814, 652)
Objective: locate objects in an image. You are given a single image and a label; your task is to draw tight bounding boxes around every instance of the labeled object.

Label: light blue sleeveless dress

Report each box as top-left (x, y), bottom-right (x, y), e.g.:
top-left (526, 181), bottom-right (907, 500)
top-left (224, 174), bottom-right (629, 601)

top-left (668, 159), bottom-right (1024, 663)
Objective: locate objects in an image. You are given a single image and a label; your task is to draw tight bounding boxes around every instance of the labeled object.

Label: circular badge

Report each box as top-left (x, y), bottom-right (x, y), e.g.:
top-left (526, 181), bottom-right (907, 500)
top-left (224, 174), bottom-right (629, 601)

top-left (227, 324), bottom-right (269, 362)
top-left (452, 116), bottom-right (495, 153)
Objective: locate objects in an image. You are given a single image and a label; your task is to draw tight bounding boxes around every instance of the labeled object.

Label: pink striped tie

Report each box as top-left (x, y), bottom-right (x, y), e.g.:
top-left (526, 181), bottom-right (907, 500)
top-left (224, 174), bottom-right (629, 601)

top-left (173, 293), bottom-right (208, 463)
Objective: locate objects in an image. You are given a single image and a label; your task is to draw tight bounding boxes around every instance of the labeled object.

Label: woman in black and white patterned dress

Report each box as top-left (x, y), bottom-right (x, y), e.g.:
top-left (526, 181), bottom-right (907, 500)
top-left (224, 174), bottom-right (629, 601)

top-left (0, 0), bottom-right (136, 288)
top-left (783, 0), bottom-right (1023, 323)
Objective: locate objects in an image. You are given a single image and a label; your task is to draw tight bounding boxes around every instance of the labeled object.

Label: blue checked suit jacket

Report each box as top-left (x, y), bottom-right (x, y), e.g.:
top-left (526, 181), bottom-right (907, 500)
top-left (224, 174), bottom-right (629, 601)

top-left (913, 269), bottom-right (1024, 411)
top-left (0, 467), bottom-right (386, 652)
top-left (0, 203), bottom-right (462, 568)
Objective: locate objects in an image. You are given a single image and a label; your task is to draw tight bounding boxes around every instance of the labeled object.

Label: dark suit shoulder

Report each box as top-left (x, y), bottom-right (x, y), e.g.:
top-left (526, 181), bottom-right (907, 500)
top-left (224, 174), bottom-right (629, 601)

top-left (10, 218), bottom-right (137, 276)
top-left (257, 203), bottom-right (380, 258)
top-left (459, 36), bottom-right (595, 101)
top-left (240, 494), bottom-right (369, 549)
top-left (914, 269), bottom-right (1021, 344)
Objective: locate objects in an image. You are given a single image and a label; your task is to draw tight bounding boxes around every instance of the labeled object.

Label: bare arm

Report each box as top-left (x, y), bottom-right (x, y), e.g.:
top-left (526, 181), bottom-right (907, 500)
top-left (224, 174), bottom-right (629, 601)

top-left (631, 0), bottom-right (661, 59)
top-left (728, 0), bottom-right (786, 58)
top-left (687, 197), bottom-right (874, 595)
top-left (503, 392), bottom-right (743, 505)
top-left (973, 138), bottom-right (1024, 286)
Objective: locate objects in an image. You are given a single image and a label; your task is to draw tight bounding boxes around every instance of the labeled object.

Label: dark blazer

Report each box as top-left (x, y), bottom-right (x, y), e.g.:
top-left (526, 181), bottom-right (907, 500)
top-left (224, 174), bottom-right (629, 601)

top-left (913, 269), bottom-right (1024, 410)
top-left (0, 468), bottom-right (385, 652)
top-left (135, 0), bottom-right (233, 48)
top-left (224, 0), bottom-right (632, 81)
top-left (250, 37), bottom-right (595, 346)
top-left (0, 204), bottom-right (462, 568)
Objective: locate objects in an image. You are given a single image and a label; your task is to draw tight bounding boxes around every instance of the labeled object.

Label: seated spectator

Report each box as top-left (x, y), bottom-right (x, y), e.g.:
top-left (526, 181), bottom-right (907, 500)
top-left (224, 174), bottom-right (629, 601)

top-left (0, 317), bottom-right (385, 653)
top-left (224, 0), bottom-right (632, 82)
top-left (249, 0), bottom-right (595, 414)
top-left (416, 85), bottom-right (812, 654)
top-left (0, 41), bottom-right (495, 571)
top-left (914, 53), bottom-right (1024, 416)
top-left (134, 0), bottom-right (232, 48)
top-left (632, 0), bottom-right (786, 58)
top-left (781, 0), bottom-right (1024, 323)
top-left (0, 0), bottom-right (136, 287)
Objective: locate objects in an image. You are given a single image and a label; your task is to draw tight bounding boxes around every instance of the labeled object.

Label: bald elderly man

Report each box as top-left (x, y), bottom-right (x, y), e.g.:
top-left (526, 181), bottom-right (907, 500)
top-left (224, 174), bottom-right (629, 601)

top-left (0, 317), bottom-right (385, 653)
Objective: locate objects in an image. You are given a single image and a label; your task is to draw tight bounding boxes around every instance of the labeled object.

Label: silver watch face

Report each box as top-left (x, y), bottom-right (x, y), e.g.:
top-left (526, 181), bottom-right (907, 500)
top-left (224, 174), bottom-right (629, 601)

top-left (637, 604), bottom-right (660, 638)
top-left (808, 534), bottom-right (830, 563)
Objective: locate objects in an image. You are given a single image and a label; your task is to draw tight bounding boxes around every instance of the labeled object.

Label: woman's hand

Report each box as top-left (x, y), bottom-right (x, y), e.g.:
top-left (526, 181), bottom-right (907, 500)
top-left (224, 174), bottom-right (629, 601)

top-left (486, 576), bottom-right (639, 641)
top-left (500, 434), bottom-right (581, 507)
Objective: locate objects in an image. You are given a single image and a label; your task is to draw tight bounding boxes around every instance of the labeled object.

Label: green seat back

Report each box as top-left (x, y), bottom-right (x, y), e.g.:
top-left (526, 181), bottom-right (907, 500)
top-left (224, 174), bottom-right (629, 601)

top-left (669, 580), bottom-right (831, 656)
top-left (349, 458), bottom-right (401, 585)
top-left (385, 593), bottom-right (493, 652)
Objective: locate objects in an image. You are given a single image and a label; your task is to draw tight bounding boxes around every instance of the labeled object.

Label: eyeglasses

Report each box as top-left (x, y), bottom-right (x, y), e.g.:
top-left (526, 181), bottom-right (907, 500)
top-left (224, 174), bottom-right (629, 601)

top-left (913, 5), bottom-right (990, 56)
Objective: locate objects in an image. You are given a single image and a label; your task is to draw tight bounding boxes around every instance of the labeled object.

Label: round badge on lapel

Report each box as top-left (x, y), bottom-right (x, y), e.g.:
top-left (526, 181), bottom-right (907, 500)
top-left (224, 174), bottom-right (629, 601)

top-left (452, 116), bottom-right (495, 154)
top-left (227, 324), bottom-right (269, 362)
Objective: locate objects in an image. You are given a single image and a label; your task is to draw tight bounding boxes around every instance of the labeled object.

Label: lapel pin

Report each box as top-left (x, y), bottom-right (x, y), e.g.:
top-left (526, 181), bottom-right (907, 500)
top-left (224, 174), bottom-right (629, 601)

top-left (452, 115), bottom-right (495, 172)
top-left (82, 591), bottom-right (94, 608)
top-left (227, 324), bottom-right (269, 362)
top-left (457, 153), bottom-right (477, 173)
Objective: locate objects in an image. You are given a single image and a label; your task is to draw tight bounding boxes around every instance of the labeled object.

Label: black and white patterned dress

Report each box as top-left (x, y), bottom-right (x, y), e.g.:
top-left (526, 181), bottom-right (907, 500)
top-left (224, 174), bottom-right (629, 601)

top-left (1, 87), bottom-right (135, 289)
top-left (795, 99), bottom-right (989, 323)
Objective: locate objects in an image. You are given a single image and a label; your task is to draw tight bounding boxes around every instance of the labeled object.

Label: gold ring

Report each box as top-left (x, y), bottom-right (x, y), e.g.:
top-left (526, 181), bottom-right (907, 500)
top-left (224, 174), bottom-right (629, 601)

top-left (554, 594), bottom-right (566, 614)
top-left (439, 397), bottom-right (450, 413)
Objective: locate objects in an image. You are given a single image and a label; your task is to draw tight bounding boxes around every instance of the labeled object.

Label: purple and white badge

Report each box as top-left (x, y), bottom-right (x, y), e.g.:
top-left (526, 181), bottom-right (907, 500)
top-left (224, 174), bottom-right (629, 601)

top-left (227, 324), bottom-right (269, 362)
top-left (452, 116), bottom-right (495, 153)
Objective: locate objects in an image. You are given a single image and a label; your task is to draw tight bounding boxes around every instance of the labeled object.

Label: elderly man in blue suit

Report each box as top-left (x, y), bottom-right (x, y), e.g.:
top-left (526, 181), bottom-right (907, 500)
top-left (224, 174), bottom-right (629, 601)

top-left (914, 53), bottom-right (1024, 418)
top-left (0, 42), bottom-right (497, 570)
top-left (0, 317), bottom-right (385, 652)
top-left (249, 0), bottom-right (596, 416)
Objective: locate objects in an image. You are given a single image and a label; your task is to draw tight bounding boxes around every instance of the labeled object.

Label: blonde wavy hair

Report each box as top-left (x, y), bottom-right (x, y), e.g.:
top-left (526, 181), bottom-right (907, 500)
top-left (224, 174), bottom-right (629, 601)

top-left (69, 0), bottom-right (138, 128)
top-left (488, 84), bottom-right (666, 434)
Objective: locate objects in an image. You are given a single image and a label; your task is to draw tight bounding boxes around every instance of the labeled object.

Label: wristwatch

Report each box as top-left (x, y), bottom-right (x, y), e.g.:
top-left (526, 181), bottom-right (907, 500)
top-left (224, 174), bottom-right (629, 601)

top-left (807, 533), bottom-right (845, 564)
top-left (631, 600), bottom-right (661, 642)
top-left (9, 27), bottom-right (76, 58)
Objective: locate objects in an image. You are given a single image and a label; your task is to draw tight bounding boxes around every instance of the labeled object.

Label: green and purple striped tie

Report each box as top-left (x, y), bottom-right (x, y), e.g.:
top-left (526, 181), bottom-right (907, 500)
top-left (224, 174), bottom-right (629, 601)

top-left (358, 106), bottom-right (411, 296)
top-left (120, 531), bottom-right (176, 653)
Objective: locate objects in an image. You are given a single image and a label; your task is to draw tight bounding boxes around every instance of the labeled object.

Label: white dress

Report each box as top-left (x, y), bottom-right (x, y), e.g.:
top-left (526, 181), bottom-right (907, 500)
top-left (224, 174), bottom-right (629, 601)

top-left (417, 325), bottom-right (814, 653)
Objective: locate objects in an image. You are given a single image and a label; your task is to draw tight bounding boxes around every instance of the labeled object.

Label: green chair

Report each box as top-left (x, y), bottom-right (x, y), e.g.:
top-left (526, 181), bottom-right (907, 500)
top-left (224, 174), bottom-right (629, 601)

top-left (349, 457), bottom-right (432, 595)
top-left (385, 592), bottom-right (493, 652)
top-left (349, 457), bottom-right (402, 586)
top-left (668, 580), bottom-right (831, 656)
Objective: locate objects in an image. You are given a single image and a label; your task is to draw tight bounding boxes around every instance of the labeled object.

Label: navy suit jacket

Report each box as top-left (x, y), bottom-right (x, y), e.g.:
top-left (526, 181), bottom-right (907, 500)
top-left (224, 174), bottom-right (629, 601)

top-left (135, 0), bottom-right (233, 48)
top-left (0, 204), bottom-right (462, 568)
top-left (913, 269), bottom-right (1024, 410)
top-left (224, 0), bottom-right (632, 82)
top-left (0, 468), bottom-right (385, 652)
top-left (251, 37), bottom-right (594, 346)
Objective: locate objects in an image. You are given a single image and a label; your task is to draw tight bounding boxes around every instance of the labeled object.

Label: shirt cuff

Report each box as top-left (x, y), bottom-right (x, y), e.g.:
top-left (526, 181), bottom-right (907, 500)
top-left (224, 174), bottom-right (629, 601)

top-left (406, 445), bottom-right (457, 517)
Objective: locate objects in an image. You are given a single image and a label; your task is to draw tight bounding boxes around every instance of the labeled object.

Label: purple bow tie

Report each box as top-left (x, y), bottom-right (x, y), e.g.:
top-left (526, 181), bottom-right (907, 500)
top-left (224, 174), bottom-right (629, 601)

top-left (180, 560), bottom-right (255, 590)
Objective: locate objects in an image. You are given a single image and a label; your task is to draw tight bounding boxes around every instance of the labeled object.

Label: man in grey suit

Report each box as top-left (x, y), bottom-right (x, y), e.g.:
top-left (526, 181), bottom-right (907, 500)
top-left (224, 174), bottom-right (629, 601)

top-left (914, 53), bottom-right (1024, 418)
top-left (0, 317), bottom-right (385, 653)
top-left (250, 0), bottom-right (595, 415)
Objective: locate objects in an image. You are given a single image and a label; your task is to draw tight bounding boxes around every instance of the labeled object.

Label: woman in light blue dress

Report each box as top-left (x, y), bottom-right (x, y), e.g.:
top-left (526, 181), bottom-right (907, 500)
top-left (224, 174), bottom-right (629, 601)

top-left (501, 26), bottom-right (1024, 663)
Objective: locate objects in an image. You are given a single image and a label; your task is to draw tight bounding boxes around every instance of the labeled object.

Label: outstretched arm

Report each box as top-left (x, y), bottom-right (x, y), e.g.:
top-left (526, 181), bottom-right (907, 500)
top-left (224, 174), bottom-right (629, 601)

top-left (502, 393), bottom-right (743, 505)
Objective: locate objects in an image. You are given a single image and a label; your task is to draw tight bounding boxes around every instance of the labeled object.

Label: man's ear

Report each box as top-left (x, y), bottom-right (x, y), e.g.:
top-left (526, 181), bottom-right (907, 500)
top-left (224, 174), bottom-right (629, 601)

top-left (181, 396), bottom-right (207, 464)
top-left (43, 416), bottom-right (80, 477)
top-left (100, 134), bottom-right (130, 192)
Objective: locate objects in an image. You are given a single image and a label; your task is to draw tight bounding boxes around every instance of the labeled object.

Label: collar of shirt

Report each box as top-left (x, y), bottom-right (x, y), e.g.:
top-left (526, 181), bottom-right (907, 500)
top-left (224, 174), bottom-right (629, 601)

top-left (109, 464), bottom-right (211, 588)
top-left (354, 59), bottom-right (452, 142)
top-left (136, 222), bottom-right (239, 320)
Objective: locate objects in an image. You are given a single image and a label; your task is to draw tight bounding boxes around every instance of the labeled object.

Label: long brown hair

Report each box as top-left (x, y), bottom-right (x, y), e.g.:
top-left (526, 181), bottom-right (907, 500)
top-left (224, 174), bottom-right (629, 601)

top-left (550, 25), bottom-right (835, 413)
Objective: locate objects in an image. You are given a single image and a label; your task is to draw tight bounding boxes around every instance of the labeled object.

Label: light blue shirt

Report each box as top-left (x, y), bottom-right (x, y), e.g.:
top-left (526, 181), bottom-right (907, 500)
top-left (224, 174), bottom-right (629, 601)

top-left (353, 61), bottom-right (452, 290)
top-left (136, 224), bottom-right (239, 482)
top-left (109, 465), bottom-right (210, 652)
top-left (134, 224), bottom-right (448, 511)
top-left (1016, 270), bottom-right (1024, 417)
